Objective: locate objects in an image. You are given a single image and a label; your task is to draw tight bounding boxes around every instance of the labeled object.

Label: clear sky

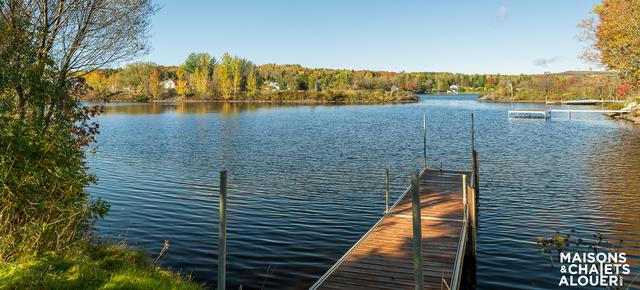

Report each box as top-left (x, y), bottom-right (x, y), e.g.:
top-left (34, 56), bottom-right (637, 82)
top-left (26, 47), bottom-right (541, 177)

top-left (141, 0), bottom-right (602, 74)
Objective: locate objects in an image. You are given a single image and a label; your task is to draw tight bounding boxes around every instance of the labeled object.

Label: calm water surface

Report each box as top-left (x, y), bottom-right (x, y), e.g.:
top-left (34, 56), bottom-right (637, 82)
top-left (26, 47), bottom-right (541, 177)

top-left (87, 95), bottom-right (640, 289)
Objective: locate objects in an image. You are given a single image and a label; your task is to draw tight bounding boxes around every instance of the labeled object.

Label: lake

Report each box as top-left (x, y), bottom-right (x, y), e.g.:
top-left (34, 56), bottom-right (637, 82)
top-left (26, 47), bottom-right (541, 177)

top-left (87, 94), bottom-right (640, 289)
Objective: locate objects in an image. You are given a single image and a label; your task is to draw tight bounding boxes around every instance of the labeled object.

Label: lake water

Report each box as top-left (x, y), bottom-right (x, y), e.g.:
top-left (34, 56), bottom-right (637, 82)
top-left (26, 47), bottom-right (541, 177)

top-left (87, 94), bottom-right (640, 289)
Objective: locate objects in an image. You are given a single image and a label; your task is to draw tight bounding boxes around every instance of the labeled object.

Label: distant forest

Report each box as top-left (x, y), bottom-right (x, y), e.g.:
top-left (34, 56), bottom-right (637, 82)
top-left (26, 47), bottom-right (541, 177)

top-left (81, 52), bottom-right (629, 102)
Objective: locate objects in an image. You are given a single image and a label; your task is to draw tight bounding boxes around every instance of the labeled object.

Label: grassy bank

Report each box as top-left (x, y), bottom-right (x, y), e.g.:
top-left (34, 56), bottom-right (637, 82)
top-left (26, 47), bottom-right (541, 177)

top-left (83, 89), bottom-right (419, 103)
top-left (0, 242), bottom-right (202, 290)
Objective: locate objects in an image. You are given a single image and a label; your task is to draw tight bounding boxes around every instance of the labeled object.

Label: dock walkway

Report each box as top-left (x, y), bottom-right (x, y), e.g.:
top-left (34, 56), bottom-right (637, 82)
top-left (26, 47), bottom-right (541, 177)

top-left (310, 169), bottom-right (476, 290)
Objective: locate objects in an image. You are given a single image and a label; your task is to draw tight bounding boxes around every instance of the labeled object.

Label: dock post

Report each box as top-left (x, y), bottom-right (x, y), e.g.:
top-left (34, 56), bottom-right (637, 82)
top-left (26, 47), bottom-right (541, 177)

top-left (385, 168), bottom-right (390, 214)
top-left (470, 112), bottom-right (477, 202)
top-left (468, 186), bottom-right (477, 257)
top-left (465, 115), bottom-right (480, 290)
top-left (423, 114), bottom-right (428, 169)
top-left (218, 170), bottom-right (227, 290)
top-left (472, 150), bottom-right (479, 196)
top-left (411, 171), bottom-right (424, 290)
top-left (471, 113), bottom-right (475, 153)
top-left (462, 174), bottom-right (467, 207)
top-left (462, 184), bottom-right (478, 290)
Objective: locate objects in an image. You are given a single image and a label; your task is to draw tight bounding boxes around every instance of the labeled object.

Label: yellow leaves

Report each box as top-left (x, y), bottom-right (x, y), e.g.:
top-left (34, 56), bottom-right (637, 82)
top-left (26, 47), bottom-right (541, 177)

top-left (191, 67), bottom-right (209, 97)
top-left (594, 0), bottom-right (640, 84)
top-left (176, 67), bottom-right (188, 97)
top-left (85, 71), bottom-right (108, 95)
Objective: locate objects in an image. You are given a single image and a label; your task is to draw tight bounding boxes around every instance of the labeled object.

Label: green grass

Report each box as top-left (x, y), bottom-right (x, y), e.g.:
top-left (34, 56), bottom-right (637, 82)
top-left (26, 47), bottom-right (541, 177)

top-left (0, 242), bottom-right (203, 290)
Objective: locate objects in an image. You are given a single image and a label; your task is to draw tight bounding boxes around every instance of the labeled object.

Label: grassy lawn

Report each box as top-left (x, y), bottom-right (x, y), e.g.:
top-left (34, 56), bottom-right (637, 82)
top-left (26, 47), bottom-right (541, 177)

top-left (0, 243), bottom-right (203, 290)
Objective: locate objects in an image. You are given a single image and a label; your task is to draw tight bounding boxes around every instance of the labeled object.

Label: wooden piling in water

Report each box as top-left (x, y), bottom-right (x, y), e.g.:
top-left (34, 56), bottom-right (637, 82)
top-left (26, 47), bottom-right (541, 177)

top-left (411, 171), bottom-right (424, 290)
top-left (218, 170), bottom-right (227, 290)
top-left (471, 113), bottom-right (479, 194)
top-left (472, 151), bottom-right (479, 196)
top-left (385, 168), bottom-right (390, 214)
top-left (423, 114), bottom-right (428, 169)
top-left (462, 114), bottom-right (479, 290)
top-left (462, 185), bottom-right (478, 290)
top-left (471, 113), bottom-right (475, 153)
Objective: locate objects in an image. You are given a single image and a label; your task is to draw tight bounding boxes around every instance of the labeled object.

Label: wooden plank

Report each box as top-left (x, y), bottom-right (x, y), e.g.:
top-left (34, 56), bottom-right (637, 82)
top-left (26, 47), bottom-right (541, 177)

top-left (311, 169), bottom-right (469, 290)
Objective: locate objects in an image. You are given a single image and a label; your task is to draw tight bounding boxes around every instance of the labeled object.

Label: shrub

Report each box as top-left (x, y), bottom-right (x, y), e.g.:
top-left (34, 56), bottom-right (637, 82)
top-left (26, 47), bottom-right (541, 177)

top-left (0, 116), bottom-right (108, 261)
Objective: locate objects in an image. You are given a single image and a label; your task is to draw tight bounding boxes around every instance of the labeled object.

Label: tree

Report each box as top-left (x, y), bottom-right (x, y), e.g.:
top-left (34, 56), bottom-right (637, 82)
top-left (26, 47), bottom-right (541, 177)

top-left (107, 72), bottom-right (122, 92)
top-left (149, 68), bottom-right (161, 100)
top-left (176, 66), bottom-right (188, 98)
top-left (577, 14), bottom-right (600, 64)
top-left (183, 53), bottom-right (216, 97)
top-left (0, 0), bottom-right (155, 260)
top-left (85, 71), bottom-right (109, 97)
top-left (231, 57), bottom-right (242, 95)
top-left (1, 0), bottom-right (156, 123)
top-left (120, 62), bottom-right (155, 95)
top-left (593, 0), bottom-right (640, 85)
top-left (184, 53), bottom-right (216, 73)
top-left (192, 67), bottom-right (209, 97)
top-left (247, 68), bottom-right (258, 96)
top-left (216, 53), bottom-right (233, 99)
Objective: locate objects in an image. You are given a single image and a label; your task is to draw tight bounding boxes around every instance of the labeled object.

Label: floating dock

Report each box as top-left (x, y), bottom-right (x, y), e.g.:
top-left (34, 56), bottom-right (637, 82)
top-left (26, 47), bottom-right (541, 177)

top-left (310, 167), bottom-right (478, 290)
top-left (508, 110), bottom-right (550, 119)
top-left (508, 109), bottom-right (631, 119)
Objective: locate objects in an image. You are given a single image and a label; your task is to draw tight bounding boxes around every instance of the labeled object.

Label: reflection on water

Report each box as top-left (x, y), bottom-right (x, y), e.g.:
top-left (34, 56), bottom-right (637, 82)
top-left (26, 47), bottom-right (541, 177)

top-left (87, 95), bottom-right (640, 290)
top-left (588, 130), bottom-right (640, 267)
top-left (97, 101), bottom-right (382, 116)
top-left (99, 101), bottom-right (291, 115)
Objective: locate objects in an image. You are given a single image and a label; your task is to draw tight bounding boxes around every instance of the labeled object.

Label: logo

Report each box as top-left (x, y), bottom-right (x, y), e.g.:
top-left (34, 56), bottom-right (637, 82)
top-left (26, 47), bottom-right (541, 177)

top-left (558, 252), bottom-right (630, 287)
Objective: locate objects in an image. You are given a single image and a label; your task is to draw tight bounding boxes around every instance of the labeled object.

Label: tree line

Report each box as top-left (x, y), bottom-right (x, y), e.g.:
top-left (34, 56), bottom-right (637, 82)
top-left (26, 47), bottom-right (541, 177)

top-left (83, 53), bottom-right (630, 102)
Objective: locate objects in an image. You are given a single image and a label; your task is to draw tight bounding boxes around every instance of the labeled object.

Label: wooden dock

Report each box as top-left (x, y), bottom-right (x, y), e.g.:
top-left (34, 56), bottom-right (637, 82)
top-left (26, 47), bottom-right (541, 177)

top-left (310, 168), bottom-right (478, 290)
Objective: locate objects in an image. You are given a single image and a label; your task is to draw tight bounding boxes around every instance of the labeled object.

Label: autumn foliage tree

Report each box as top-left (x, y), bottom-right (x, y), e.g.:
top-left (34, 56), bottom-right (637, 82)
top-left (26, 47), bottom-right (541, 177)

top-left (149, 68), bottom-right (161, 100)
top-left (85, 71), bottom-right (109, 98)
top-left (176, 66), bottom-right (188, 98)
top-left (593, 0), bottom-right (640, 86)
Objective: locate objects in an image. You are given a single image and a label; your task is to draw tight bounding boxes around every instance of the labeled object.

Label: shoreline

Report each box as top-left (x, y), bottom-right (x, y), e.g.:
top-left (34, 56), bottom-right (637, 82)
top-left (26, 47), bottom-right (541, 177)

top-left (83, 90), bottom-right (420, 105)
top-left (87, 98), bottom-right (420, 105)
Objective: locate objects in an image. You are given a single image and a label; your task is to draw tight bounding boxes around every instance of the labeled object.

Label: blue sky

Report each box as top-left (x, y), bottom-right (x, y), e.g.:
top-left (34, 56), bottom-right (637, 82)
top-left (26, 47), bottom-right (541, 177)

top-left (141, 0), bottom-right (602, 74)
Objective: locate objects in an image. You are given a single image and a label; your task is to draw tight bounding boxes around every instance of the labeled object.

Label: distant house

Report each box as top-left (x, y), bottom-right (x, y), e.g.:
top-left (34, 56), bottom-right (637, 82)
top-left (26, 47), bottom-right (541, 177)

top-left (267, 81), bottom-right (280, 91)
top-left (448, 85), bottom-right (459, 94)
top-left (161, 79), bottom-right (177, 91)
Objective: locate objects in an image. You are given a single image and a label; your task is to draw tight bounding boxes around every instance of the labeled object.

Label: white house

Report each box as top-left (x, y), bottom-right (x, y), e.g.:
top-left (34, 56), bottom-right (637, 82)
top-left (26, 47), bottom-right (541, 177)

top-left (161, 79), bottom-right (177, 91)
top-left (267, 81), bottom-right (280, 91)
top-left (448, 85), bottom-right (459, 94)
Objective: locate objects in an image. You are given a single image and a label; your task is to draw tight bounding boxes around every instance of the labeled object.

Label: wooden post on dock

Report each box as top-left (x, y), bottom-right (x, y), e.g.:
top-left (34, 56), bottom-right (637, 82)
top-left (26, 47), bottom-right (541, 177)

top-left (471, 113), bottom-right (475, 153)
top-left (423, 114), bottom-right (428, 169)
top-left (385, 168), bottom-right (390, 214)
top-left (465, 114), bottom-right (480, 290)
top-left (411, 171), bottom-right (424, 290)
top-left (468, 185), bottom-right (477, 257)
top-left (471, 113), bottom-right (479, 194)
top-left (462, 175), bottom-right (467, 207)
top-left (472, 151), bottom-right (479, 197)
top-left (464, 184), bottom-right (478, 290)
top-left (218, 170), bottom-right (227, 290)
